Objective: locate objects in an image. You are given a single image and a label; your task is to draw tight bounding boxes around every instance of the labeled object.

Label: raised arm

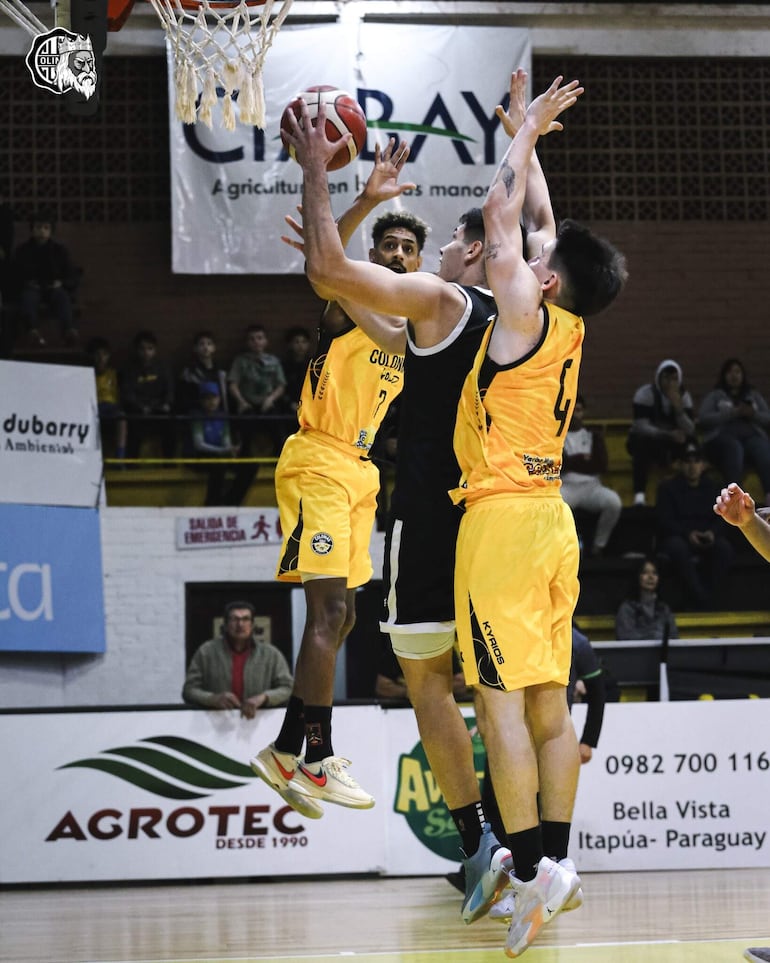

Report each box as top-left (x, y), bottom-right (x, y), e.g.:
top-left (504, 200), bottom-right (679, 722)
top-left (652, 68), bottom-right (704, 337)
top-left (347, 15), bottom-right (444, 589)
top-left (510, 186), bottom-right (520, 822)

top-left (281, 102), bottom-right (452, 330)
top-left (496, 69), bottom-right (557, 261)
top-left (482, 75), bottom-right (583, 343)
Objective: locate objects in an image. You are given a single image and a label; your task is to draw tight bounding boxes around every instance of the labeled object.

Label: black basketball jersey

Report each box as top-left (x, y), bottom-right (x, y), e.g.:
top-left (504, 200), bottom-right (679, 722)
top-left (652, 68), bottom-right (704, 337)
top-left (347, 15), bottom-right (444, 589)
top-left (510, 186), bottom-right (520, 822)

top-left (389, 283), bottom-right (496, 518)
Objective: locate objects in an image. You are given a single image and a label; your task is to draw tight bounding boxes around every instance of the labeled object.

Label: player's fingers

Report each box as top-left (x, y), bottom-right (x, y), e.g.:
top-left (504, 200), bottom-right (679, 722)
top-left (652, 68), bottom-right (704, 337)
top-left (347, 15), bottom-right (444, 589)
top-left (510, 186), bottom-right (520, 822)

top-left (280, 235), bottom-right (304, 252)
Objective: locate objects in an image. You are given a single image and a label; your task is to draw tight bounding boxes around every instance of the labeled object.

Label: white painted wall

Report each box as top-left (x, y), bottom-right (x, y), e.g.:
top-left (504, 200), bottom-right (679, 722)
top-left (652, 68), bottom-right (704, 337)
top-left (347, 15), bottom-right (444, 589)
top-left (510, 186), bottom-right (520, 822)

top-left (0, 507), bottom-right (385, 709)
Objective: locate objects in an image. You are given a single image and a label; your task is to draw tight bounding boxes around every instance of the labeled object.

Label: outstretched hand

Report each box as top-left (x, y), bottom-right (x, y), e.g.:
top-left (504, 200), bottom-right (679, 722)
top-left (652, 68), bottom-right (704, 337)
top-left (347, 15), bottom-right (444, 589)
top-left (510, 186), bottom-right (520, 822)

top-left (282, 98), bottom-right (352, 169)
top-left (525, 75), bottom-right (584, 136)
top-left (714, 482), bottom-right (756, 528)
top-left (495, 67), bottom-right (528, 138)
top-left (281, 205), bottom-right (305, 253)
top-left (361, 137), bottom-right (416, 202)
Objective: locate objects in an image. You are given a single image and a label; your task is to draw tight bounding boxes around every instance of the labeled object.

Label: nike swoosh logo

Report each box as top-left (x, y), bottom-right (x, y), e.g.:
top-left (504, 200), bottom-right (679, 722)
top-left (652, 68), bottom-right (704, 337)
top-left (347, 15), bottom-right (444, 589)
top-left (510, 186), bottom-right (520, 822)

top-left (272, 753), bottom-right (296, 782)
top-left (299, 764), bottom-right (327, 787)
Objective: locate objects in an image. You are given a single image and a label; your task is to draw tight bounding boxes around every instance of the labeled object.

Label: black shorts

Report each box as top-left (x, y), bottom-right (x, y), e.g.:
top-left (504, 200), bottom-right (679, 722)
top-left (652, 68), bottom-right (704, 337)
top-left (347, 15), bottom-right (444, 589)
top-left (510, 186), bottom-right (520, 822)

top-left (379, 507), bottom-right (461, 633)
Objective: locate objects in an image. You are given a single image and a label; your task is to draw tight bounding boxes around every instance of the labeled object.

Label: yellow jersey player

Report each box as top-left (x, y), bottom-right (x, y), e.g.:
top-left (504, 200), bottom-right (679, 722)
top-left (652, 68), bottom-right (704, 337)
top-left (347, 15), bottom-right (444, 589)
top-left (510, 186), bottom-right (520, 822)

top-left (450, 73), bottom-right (627, 957)
top-left (251, 140), bottom-right (427, 816)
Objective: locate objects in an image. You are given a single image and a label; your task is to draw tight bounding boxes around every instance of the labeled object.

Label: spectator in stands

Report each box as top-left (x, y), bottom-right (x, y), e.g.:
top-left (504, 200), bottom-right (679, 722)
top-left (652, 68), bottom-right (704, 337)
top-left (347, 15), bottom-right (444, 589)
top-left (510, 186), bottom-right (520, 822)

top-left (279, 324), bottom-right (313, 419)
top-left (626, 359), bottom-right (696, 506)
top-left (615, 556), bottom-right (679, 641)
top-left (698, 358), bottom-right (770, 507)
top-left (560, 393), bottom-right (622, 556)
top-left (86, 336), bottom-right (126, 460)
top-left (227, 324), bottom-right (287, 504)
top-left (182, 600), bottom-right (293, 718)
top-left (120, 329), bottom-right (176, 460)
top-left (12, 211), bottom-right (81, 347)
top-left (177, 329), bottom-right (229, 414)
top-left (656, 440), bottom-right (734, 610)
top-left (186, 381), bottom-right (240, 506)
top-left (714, 481), bottom-right (770, 564)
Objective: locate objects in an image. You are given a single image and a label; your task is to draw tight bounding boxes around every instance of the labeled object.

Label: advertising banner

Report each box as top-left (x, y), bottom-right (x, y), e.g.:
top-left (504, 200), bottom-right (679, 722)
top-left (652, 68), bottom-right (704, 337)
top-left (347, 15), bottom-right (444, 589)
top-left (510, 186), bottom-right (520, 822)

top-left (0, 504), bottom-right (106, 653)
top-left (1, 701), bottom-right (768, 882)
top-left (169, 19), bottom-right (530, 274)
top-left (0, 359), bottom-right (102, 507)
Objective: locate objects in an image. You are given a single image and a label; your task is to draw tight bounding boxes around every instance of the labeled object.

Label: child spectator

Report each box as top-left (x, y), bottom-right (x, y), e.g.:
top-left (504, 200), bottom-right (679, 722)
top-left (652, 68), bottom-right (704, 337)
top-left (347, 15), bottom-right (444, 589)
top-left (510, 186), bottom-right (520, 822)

top-left (120, 329), bottom-right (176, 461)
top-left (86, 336), bottom-right (127, 460)
top-left (187, 381), bottom-right (240, 506)
top-left (177, 329), bottom-right (229, 414)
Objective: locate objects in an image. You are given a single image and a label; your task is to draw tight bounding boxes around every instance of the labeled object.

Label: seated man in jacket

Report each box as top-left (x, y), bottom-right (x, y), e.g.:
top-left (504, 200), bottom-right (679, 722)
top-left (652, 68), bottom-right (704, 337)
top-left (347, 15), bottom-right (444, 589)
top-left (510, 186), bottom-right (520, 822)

top-left (183, 601), bottom-right (293, 718)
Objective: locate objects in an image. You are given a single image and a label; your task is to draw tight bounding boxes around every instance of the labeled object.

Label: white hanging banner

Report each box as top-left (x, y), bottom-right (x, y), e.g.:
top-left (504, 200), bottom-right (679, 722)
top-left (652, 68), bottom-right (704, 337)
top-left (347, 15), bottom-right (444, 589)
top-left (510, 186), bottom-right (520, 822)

top-left (169, 19), bottom-right (530, 274)
top-left (0, 359), bottom-right (102, 507)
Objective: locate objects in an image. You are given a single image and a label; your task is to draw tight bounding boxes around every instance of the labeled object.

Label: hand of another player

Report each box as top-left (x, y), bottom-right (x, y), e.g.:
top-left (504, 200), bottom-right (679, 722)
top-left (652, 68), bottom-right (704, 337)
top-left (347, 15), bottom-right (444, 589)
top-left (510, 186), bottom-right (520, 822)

top-left (714, 482), bottom-right (756, 528)
top-left (283, 98), bottom-right (350, 170)
top-left (495, 67), bottom-right (528, 138)
top-left (361, 138), bottom-right (416, 202)
top-left (524, 75), bottom-right (584, 137)
top-left (281, 206), bottom-right (305, 253)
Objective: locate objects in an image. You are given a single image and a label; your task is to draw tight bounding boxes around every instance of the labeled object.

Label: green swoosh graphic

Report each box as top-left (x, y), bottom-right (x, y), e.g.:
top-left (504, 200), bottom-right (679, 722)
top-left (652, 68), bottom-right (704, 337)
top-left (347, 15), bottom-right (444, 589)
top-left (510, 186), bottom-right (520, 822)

top-left (143, 736), bottom-right (254, 777)
top-left (59, 758), bottom-right (205, 800)
top-left (366, 120), bottom-right (476, 143)
top-left (103, 746), bottom-right (248, 790)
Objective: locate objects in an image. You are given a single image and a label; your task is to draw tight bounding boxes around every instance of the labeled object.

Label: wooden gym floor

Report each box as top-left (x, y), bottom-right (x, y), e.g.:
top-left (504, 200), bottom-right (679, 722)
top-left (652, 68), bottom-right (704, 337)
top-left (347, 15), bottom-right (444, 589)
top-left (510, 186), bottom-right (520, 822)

top-left (1, 868), bottom-right (769, 963)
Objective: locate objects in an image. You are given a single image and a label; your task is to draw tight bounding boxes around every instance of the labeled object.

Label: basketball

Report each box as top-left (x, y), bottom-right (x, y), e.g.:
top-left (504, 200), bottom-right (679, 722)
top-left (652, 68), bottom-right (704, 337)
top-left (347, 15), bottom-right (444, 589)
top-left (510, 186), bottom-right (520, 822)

top-left (280, 85), bottom-right (367, 172)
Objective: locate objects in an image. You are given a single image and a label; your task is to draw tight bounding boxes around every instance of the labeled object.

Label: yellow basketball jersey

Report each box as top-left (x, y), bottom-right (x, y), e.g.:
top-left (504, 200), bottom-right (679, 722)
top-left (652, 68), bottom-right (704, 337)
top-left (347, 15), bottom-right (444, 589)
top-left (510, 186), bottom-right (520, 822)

top-left (450, 303), bottom-right (584, 506)
top-left (298, 321), bottom-right (404, 454)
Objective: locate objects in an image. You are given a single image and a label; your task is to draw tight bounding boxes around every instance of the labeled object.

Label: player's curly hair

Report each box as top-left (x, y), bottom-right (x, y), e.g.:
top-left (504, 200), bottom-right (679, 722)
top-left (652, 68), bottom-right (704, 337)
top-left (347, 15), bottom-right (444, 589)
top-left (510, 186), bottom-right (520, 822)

top-left (371, 211), bottom-right (429, 252)
top-left (549, 219), bottom-right (628, 317)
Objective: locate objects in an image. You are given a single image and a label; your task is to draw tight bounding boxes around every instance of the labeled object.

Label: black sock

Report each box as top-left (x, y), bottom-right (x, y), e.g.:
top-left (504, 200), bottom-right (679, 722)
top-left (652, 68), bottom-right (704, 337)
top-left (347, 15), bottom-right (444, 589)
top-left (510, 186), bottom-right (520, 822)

top-left (541, 820), bottom-right (571, 862)
top-left (507, 826), bottom-right (543, 882)
top-left (302, 705), bottom-right (333, 764)
top-left (451, 800), bottom-right (486, 857)
top-left (274, 695), bottom-right (305, 756)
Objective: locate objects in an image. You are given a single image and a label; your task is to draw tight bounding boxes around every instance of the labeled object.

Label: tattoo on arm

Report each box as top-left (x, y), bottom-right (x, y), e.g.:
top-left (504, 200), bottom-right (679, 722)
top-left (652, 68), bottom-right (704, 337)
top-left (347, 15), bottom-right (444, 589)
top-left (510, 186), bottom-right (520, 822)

top-left (485, 241), bottom-right (501, 262)
top-left (500, 161), bottom-right (515, 198)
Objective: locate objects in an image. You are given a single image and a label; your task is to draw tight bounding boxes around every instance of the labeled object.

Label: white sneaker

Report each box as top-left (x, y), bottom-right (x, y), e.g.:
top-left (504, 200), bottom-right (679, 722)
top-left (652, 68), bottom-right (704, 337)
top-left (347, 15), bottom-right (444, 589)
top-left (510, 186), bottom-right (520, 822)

top-left (250, 744), bottom-right (323, 820)
top-left (292, 756), bottom-right (375, 809)
top-left (490, 857), bottom-right (582, 923)
top-left (504, 856), bottom-right (581, 958)
top-left (559, 858), bottom-right (584, 911)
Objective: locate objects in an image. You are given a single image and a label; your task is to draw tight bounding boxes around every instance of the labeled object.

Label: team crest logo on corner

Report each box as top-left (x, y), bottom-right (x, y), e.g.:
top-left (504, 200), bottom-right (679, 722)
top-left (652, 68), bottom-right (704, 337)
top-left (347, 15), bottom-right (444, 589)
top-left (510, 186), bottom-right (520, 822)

top-left (310, 532), bottom-right (333, 555)
top-left (25, 29), bottom-right (97, 99)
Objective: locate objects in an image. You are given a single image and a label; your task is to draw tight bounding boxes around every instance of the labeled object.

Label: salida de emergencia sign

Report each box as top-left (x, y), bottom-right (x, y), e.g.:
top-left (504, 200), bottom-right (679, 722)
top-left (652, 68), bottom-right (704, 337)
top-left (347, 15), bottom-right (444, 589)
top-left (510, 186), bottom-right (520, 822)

top-left (175, 510), bottom-right (282, 550)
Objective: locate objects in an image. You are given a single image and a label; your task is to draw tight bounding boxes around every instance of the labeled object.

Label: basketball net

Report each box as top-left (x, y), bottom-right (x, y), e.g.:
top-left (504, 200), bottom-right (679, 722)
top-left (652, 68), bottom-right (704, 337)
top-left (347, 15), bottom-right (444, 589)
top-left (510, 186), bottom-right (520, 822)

top-left (147, 0), bottom-right (293, 130)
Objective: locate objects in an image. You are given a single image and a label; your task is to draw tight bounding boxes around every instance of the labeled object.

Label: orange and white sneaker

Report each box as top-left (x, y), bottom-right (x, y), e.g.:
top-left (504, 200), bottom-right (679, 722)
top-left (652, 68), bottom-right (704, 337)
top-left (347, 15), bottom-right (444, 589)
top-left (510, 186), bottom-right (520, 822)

top-left (291, 756), bottom-right (375, 809)
top-left (250, 744), bottom-right (323, 820)
top-left (504, 856), bottom-right (581, 958)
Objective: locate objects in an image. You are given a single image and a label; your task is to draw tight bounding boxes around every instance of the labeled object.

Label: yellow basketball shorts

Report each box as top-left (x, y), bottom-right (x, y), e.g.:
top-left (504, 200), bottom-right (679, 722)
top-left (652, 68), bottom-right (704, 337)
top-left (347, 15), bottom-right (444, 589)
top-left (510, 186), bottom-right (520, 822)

top-left (454, 494), bottom-right (580, 691)
top-left (274, 431), bottom-right (379, 588)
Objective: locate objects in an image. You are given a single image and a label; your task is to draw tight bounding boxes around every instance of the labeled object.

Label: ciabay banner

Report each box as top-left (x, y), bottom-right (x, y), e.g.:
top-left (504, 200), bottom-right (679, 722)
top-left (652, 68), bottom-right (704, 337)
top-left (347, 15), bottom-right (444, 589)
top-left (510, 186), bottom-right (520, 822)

top-left (1, 702), bottom-right (768, 882)
top-left (0, 359), bottom-right (102, 507)
top-left (169, 20), bottom-right (530, 274)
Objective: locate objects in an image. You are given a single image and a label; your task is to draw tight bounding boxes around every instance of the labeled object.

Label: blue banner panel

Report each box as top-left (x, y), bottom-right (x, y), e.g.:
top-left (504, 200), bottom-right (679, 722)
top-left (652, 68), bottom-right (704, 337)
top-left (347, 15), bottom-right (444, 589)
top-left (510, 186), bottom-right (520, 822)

top-left (0, 504), bottom-right (105, 653)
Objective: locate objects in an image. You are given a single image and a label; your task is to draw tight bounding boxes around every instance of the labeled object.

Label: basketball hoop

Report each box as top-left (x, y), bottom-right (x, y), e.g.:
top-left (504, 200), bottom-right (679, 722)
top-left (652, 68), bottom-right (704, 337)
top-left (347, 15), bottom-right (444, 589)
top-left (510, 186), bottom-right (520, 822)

top-left (147, 0), bottom-right (293, 131)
